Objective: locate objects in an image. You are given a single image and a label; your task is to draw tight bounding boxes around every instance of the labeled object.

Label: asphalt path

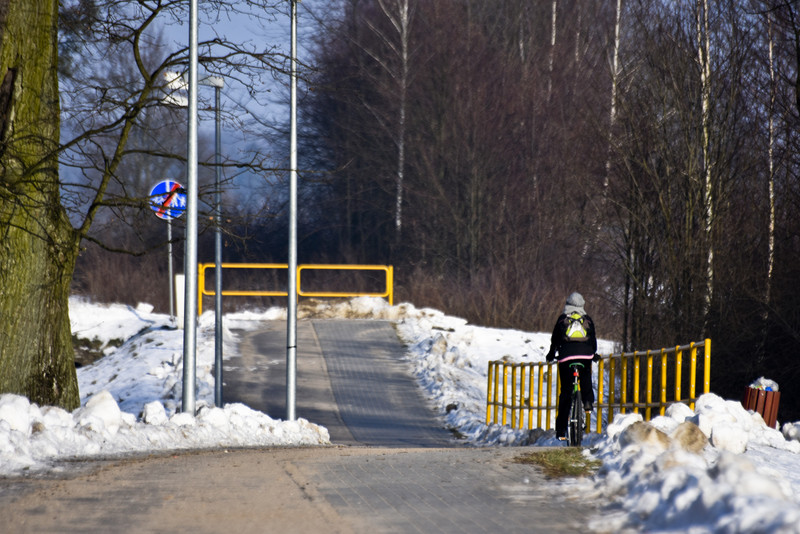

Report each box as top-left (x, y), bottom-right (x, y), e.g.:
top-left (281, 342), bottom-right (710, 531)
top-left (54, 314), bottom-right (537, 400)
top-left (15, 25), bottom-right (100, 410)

top-left (0, 319), bottom-right (600, 533)
top-left (225, 319), bottom-right (456, 447)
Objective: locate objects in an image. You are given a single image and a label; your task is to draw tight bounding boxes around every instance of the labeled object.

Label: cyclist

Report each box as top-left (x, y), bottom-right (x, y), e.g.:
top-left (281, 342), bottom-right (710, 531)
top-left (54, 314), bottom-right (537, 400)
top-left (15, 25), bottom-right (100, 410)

top-left (545, 292), bottom-right (600, 441)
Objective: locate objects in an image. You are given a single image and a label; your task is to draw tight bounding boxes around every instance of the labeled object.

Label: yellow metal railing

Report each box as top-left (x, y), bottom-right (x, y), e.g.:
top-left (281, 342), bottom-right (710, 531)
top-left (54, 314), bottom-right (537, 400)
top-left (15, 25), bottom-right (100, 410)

top-left (485, 339), bottom-right (711, 434)
top-left (197, 263), bottom-right (394, 315)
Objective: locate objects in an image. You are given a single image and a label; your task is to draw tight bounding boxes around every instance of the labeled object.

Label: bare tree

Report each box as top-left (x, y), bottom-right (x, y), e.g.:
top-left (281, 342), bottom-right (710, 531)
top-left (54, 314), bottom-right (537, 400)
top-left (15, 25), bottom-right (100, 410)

top-left (305, 0), bottom-right (615, 329)
top-left (762, 9), bottom-right (777, 364)
top-left (607, 1), bottom-right (760, 347)
top-left (367, 0), bottom-right (414, 244)
top-left (696, 0), bottom-right (715, 331)
top-left (0, 0), bottom-right (288, 408)
top-left (605, 0), bottom-right (623, 195)
top-left (303, 0), bottom-right (800, 419)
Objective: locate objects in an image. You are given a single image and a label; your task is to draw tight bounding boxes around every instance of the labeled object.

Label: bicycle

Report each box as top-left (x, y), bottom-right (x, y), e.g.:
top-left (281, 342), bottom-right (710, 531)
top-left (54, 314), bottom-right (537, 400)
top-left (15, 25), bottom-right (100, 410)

top-left (566, 362), bottom-right (590, 446)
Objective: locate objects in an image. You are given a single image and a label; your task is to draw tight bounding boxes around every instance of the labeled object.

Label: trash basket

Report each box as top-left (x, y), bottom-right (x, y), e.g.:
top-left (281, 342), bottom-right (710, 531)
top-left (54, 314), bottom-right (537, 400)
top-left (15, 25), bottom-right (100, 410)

top-left (742, 387), bottom-right (780, 429)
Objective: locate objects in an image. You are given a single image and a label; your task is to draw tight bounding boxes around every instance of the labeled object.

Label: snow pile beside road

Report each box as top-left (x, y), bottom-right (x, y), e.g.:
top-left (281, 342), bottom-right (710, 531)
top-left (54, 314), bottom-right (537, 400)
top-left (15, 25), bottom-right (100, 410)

top-left (1, 298), bottom-right (330, 476)
top-left (586, 396), bottom-right (800, 532)
top-left (0, 391), bottom-right (328, 474)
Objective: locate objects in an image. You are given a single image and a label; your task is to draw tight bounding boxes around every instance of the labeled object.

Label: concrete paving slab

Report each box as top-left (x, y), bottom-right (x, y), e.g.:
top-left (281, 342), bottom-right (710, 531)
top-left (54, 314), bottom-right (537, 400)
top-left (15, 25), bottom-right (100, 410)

top-left (0, 446), bottom-right (599, 533)
top-left (312, 320), bottom-right (454, 447)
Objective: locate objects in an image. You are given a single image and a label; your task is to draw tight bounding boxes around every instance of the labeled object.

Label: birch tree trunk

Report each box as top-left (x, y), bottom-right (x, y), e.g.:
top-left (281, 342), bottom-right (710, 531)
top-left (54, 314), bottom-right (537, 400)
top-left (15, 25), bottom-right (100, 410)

top-left (697, 0), bottom-right (714, 328)
top-left (375, 0), bottom-right (412, 244)
top-left (548, 0), bottom-right (557, 103)
top-left (586, 0), bottom-right (622, 258)
top-left (0, 0), bottom-right (80, 409)
top-left (761, 12), bottom-right (776, 363)
top-left (605, 0), bottom-right (622, 192)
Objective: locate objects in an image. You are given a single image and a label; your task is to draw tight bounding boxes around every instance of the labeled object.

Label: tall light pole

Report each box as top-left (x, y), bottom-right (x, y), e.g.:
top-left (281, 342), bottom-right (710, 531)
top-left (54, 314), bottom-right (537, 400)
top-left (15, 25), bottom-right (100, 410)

top-left (208, 77), bottom-right (224, 408)
top-left (182, 0), bottom-right (200, 415)
top-left (286, 0), bottom-right (298, 421)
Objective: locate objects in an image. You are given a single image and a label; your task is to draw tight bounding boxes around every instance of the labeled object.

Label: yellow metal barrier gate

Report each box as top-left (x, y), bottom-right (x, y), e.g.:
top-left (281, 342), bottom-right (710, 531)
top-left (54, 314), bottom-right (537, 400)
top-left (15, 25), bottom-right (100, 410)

top-left (486, 339), bottom-right (711, 433)
top-left (197, 263), bottom-right (394, 314)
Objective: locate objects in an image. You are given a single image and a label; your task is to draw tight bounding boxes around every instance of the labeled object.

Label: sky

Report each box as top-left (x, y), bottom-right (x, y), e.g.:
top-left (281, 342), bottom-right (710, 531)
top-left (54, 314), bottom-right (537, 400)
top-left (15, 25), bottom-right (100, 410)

top-left (166, 0), bottom-right (332, 214)
top-left (1, 296), bottom-right (800, 532)
top-left (161, 1), bottom-right (325, 128)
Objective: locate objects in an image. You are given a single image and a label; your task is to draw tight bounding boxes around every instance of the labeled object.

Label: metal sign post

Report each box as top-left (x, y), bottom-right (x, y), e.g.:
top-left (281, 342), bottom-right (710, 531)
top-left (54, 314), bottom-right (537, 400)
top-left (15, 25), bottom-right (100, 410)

top-left (168, 219), bottom-right (174, 320)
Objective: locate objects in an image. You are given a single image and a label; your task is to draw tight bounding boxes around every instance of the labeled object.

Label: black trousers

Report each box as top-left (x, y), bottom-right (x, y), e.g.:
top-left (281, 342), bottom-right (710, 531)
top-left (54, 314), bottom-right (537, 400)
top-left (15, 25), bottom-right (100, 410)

top-left (555, 359), bottom-right (594, 437)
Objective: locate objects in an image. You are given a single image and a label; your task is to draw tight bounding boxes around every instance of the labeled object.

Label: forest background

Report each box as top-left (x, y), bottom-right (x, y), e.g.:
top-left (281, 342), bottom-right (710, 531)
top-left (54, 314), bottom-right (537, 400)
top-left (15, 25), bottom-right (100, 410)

top-left (52, 0), bottom-right (800, 421)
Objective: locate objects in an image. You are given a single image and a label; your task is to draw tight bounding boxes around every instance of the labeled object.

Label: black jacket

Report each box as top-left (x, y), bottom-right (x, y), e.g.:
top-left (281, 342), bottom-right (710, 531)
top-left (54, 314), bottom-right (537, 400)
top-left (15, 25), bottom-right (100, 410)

top-left (546, 313), bottom-right (597, 361)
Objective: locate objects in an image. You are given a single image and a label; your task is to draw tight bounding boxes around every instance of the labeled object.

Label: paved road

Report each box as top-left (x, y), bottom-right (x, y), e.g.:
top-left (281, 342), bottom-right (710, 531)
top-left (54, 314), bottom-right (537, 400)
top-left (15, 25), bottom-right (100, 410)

top-left (0, 319), bottom-right (600, 533)
top-left (0, 446), bottom-right (595, 533)
top-left (225, 320), bottom-right (455, 447)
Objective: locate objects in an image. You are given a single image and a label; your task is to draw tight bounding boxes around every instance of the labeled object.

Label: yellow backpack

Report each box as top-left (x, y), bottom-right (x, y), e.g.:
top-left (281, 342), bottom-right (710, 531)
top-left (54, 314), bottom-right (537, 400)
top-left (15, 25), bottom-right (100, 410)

top-left (563, 312), bottom-right (588, 342)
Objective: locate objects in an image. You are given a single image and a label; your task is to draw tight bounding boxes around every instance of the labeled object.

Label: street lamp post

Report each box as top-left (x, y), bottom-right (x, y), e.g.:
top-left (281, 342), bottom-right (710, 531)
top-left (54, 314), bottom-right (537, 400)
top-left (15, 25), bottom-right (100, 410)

top-left (182, 0), bottom-right (199, 416)
top-left (286, 0), bottom-right (298, 422)
top-left (205, 77), bottom-right (225, 409)
top-left (165, 69), bottom-right (224, 412)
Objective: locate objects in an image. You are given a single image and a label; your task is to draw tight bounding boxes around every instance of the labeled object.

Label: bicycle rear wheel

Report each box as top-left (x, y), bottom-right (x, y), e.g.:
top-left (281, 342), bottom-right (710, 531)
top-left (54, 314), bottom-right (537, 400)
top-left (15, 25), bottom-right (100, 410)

top-left (568, 389), bottom-right (583, 447)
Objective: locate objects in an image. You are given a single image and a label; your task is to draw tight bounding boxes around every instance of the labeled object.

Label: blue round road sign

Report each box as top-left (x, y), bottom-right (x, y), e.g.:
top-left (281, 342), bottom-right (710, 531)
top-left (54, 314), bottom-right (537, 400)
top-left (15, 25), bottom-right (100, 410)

top-left (149, 180), bottom-right (186, 220)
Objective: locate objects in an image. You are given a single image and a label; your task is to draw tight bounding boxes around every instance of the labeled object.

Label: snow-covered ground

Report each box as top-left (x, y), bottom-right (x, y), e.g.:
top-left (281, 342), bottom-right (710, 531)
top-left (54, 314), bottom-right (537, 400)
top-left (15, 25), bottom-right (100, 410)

top-left (1, 296), bottom-right (799, 532)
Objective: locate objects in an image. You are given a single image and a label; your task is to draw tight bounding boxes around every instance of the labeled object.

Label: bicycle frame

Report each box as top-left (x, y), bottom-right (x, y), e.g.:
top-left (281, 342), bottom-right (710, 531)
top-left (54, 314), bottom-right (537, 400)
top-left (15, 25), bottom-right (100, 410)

top-left (567, 362), bottom-right (586, 446)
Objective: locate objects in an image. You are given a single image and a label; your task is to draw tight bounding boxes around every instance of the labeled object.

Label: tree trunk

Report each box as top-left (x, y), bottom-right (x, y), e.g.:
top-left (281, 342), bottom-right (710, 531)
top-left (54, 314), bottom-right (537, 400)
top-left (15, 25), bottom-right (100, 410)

top-left (697, 0), bottom-right (714, 330)
top-left (761, 11), bottom-right (776, 365)
top-left (375, 0), bottom-right (411, 246)
top-left (0, 0), bottom-right (80, 409)
top-left (547, 0), bottom-right (557, 103)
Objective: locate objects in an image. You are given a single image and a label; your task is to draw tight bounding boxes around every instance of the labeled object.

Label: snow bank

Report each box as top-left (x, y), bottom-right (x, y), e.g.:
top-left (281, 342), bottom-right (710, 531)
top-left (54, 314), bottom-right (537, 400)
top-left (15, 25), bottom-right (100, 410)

top-left (0, 392), bottom-right (328, 474)
top-left (586, 395), bottom-right (800, 532)
top-left (1, 298), bottom-right (331, 476)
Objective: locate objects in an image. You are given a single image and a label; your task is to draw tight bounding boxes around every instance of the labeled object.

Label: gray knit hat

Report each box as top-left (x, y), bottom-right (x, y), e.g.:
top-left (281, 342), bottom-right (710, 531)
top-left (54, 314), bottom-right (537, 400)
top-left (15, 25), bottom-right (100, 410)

top-left (563, 292), bottom-right (586, 316)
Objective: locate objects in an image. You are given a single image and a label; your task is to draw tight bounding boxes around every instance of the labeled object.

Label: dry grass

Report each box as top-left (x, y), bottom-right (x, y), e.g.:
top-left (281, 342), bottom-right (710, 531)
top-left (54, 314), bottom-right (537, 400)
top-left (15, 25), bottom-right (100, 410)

top-left (514, 448), bottom-right (601, 479)
top-left (396, 265), bottom-right (573, 332)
